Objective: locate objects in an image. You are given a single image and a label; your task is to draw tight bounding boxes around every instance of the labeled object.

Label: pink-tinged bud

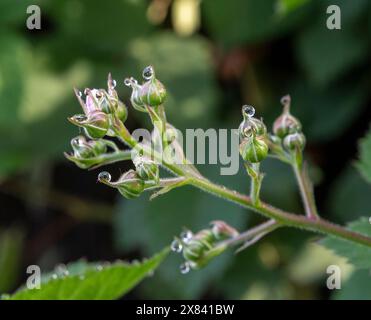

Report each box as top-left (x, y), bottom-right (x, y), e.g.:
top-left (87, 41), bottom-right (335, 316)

top-left (69, 110), bottom-right (109, 139)
top-left (273, 95), bottom-right (301, 138)
top-left (211, 221), bottom-right (239, 240)
top-left (85, 89), bottom-right (101, 113)
top-left (283, 132), bottom-right (306, 151)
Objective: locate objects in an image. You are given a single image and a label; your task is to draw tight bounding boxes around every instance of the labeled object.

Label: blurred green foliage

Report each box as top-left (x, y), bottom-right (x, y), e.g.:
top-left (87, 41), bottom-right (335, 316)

top-left (1, 0), bottom-right (371, 299)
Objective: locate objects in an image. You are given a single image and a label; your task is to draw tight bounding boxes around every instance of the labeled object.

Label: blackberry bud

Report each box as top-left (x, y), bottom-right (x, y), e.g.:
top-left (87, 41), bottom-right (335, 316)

top-left (116, 101), bottom-right (128, 123)
top-left (273, 95), bottom-right (301, 138)
top-left (125, 77), bottom-right (146, 112)
top-left (114, 170), bottom-right (145, 199)
top-left (182, 239), bottom-right (207, 263)
top-left (98, 170), bottom-right (145, 199)
top-left (139, 66), bottom-right (167, 107)
top-left (132, 146), bottom-right (159, 183)
top-left (65, 136), bottom-right (108, 169)
top-left (71, 136), bottom-right (94, 158)
top-left (90, 140), bottom-right (107, 155)
top-left (82, 110), bottom-right (110, 139)
top-left (283, 132), bottom-right (306, 151)
top-left (239, 136), bottom-right (268, 163)
top-left (239, 105), bottom-right (266, 139)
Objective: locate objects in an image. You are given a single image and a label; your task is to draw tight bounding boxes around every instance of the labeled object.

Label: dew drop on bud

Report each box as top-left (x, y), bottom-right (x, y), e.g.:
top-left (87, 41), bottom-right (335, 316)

top-left (170, 239), bottom-right (183, 253)
top-left (280, 94), bottom-right (291, 107)
top-left (112, 79), bottom-right (117, 88)
top-left (180, 230), bottom-right (193, 244)
top-left (142, 66), bottom-right (154, 80)
top-left (242, 105), bottom-right (255, 118)
top-left (72, 137), bottom-right (80, 146)
top-left (77, 91), bottom-right (82, 97)
top-left (180, 262), bottom-right (190, 274)
top-left (124, 78), bottom-right (131, 87)
top-left (98, 171), bottom-right (111, 182)
top-left (74, 115), bottom-right (87, 122)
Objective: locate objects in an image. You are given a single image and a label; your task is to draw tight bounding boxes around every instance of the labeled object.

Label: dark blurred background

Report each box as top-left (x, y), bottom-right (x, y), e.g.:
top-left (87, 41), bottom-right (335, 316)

top-left (1, 0), bottom-right (371, 299)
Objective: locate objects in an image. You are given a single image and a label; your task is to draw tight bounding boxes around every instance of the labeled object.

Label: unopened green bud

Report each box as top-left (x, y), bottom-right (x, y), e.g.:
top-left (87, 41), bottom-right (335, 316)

top-left (98, 170), bottom-right (145, 199)
top-left (84, 111), bottom-right (109, 139)
top-left (239, 136), bottom-right (268, 163)
top-left (132, 146), bottom-right (159, 183)
top-left (273, 95), bottom-right (301, 138)
top-left (69, 110), bottom-right (109, 139)
top-left (139, 66), bottom-right (167, 107)
top-left (115, 101), bottom-right (128, 123)
top-left (239, 105), bottom-right (266, 138)
top-left (124, 77), bottom-right (146, 112)
top-left (70, 136), bottom-right (94, 158)
top-left (182, 239), bottom-right (206, 263)
top-left (65, 136), bottom-right (109, 169)
top-left (283, 132), bottom-right (306, 151)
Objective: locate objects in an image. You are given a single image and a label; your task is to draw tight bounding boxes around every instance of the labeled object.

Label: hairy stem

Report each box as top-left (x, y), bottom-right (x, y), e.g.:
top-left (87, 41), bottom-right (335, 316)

top-left (247, 163), bottom-right (263, 206)
top-left (219, 219), bottom-right (280, 250)
top-left (190, 177), bottom-right (371, 248)
top-left (89, 150), bottom-right (132, 169)
top-left (293, 161), bottom-right (320, 220)
top-left (115, 121), bottom-right (371, 248)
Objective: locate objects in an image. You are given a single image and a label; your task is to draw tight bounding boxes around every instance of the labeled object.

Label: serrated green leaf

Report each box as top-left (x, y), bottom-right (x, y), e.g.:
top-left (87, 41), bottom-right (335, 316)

top-left (7, 248), bottom-right (169, 300)
top-left (321, 218), bottom-right (371, 269)
top-left (356, 129), bottom-right (371, 184)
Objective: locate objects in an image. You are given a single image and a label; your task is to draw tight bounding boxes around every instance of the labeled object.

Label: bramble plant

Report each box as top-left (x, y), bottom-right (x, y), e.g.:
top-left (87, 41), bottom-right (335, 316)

top-left (62, 65), bottom-right (371, 276)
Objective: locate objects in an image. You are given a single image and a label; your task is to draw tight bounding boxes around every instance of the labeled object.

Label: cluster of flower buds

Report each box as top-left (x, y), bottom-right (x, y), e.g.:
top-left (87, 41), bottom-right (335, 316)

top-left (96, 143), bottom-right (161, 199)
top-left (64, 136), bottom-right (110, 169)
top-left (69, 74), bottom-right (127, 139)
top-left (124, 65), bottom-right (167, 112)
top-left (272, 95), bottom-right (305, 153)
top-left (171, 221), bottom-right (239, 274)
top-left (238, 105), bottom-right (268, 163)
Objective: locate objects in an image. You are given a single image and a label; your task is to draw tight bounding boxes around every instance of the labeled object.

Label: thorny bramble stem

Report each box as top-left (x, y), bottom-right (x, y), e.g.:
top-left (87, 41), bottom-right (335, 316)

top-left (114, 127), bottom-right (371, 248)
top-left (219, 219), bottom-right (280, 251)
